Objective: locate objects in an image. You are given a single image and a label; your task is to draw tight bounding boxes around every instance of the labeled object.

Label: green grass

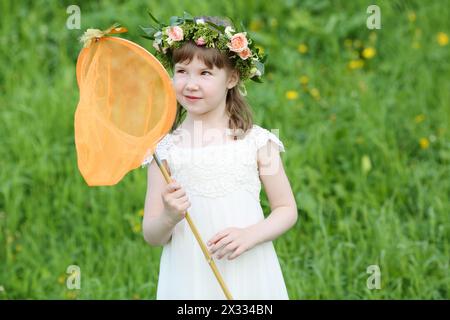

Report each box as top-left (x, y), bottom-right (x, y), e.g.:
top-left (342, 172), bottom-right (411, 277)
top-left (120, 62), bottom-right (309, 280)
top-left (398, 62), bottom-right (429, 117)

top-left (0, 0), bottom-right (449, 299)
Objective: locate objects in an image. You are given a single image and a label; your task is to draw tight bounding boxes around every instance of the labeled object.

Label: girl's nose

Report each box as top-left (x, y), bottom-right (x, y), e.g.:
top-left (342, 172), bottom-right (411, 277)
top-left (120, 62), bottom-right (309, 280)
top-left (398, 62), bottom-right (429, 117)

top-left (185, 79), bottom-right (200, 91)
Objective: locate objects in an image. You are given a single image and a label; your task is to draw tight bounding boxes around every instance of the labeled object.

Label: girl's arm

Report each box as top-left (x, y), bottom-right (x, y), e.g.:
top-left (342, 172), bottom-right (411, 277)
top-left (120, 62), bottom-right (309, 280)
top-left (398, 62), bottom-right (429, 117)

top-left (142, 160), bottom-right (190, 246)
top-left (207, 140), bottom-right (298, 260)
top-left (249, 140), bottom-right (298, 245)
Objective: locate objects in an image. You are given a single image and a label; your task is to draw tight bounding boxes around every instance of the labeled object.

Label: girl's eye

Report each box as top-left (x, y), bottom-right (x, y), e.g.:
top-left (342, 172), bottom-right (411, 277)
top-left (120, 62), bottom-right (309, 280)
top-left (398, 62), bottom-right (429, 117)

top-left (175, 70), bottom-right (211, 75)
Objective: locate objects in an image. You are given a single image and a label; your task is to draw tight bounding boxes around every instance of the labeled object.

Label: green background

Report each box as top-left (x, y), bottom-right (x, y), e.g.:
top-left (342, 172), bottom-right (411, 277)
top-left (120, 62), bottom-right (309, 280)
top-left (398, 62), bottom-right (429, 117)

top-left (0, 0), bottom-right (448, 299)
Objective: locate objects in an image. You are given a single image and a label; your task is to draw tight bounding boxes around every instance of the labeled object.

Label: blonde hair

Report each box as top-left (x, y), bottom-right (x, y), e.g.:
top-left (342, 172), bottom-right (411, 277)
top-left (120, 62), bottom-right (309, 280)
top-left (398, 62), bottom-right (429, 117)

top-left (169, 16), bottom-right (254, 139)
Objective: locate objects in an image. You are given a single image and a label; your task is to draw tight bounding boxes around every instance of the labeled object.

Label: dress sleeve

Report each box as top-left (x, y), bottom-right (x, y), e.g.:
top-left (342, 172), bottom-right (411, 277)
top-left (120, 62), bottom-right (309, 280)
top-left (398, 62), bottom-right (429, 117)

top-left (252, 125), bottom-right (285, 152)
top-left (140, 134), bottom-right (172, 168)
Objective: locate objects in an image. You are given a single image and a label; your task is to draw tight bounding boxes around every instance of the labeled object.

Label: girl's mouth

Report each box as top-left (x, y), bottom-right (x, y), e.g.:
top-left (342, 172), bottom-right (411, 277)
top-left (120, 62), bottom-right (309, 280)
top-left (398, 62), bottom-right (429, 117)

top-left (185, 95), bottom-right (202, 101)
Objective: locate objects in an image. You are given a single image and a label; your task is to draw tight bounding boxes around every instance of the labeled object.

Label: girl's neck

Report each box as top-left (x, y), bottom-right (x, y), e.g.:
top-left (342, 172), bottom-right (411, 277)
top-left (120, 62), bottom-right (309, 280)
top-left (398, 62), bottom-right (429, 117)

top-left (173, 117), bottom-right (239, 147)
top-left (179, 116), bottom-right (230, 133)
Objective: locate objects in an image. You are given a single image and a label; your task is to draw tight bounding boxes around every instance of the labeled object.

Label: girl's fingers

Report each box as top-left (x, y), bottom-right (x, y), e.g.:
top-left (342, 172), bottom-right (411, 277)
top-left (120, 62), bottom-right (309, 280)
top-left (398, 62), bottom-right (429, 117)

top-left (172, 189), bottom-right (186, 199)
top-left (164, 186), bottom-right (177, 196)
top-left (167, 181), bottom-right (180, 191)
top-left (208, 230), bottom-right (228, 245)
top-left (228, 247), bottom-right (241, 260)
top-left (182, 199), bottom-right (191, 208)
top-left (210, 236), bottom-right (232, 255)
top-left (215, 242), bottom-right (235, 259)
top-left (208, 233), bottom-right (225, 247)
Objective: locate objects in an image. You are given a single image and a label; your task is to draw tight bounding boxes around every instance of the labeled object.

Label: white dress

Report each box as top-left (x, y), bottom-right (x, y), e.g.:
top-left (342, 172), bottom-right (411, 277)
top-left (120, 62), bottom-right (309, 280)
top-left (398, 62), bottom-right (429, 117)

top-left (141, 124), bottom-right (289, 300)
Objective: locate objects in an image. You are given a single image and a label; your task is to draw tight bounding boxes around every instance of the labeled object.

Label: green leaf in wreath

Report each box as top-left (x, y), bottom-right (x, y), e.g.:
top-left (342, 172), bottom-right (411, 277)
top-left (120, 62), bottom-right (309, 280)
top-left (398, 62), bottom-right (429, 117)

top-left (240, 21), bottom-right (247, 33)
top-left (141, 35), bottom-right (155, 40)
top-left (260, 53), bottom-right (268, 63)
top-left (169, 16), bottom-right (181, 26)
top-left (201, 21), bottom-right (220, 33)
top-left (183, 11), bottom-right (194, 21)
top-left (147, 11), bottom-right (160, 25)
top-left (251, 76), bottom-right (263, 83)
top-left (140, 25), bottom-right (157, 36)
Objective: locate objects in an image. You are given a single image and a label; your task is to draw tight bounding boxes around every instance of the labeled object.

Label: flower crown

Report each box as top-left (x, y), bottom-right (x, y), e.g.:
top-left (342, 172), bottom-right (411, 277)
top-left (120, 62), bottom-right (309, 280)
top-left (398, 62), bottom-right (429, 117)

top-left (141, 11), bottom-right (267, 83)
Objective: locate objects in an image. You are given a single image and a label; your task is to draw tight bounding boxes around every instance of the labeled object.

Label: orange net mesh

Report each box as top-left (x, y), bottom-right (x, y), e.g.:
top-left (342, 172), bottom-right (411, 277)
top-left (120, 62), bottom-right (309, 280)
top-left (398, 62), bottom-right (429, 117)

top-left (75, 36), bottom-right (176, 186)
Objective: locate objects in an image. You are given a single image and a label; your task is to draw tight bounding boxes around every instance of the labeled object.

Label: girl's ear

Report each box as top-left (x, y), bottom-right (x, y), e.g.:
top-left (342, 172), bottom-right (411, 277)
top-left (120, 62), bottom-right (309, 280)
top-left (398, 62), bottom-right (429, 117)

top-left (227, 70), bottom-right (239, 89)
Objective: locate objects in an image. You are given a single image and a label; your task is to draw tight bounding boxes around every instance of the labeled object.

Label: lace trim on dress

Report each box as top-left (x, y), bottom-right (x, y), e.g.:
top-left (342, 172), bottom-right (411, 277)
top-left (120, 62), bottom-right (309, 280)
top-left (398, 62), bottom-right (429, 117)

top-left (140, 125), bottom-right (285, 168)
top-left (250, 125), bottom-right (285, 152)
top-left (140, 134), bottom-right (174, 168)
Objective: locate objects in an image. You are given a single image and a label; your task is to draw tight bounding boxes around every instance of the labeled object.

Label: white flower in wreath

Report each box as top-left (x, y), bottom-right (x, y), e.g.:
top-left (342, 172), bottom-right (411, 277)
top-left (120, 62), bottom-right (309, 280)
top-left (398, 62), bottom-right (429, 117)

top-left (249, 67), bottom-right (262, 78)
top-left (152, 40), bottom-right (160, 51)
top-left (154, 33), bottom-right (162, 45)
top-left (224, 26), bottom-right (235, 39)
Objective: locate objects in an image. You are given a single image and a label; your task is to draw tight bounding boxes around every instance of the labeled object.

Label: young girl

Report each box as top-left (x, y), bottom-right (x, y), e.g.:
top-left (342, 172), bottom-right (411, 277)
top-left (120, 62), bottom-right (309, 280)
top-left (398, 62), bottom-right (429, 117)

top-left (141, 14), bottom-right (298, 300)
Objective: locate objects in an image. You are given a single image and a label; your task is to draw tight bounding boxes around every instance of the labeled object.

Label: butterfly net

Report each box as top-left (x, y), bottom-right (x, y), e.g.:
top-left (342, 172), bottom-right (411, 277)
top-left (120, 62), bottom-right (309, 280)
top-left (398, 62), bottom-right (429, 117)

top-left (75, 36), bottom-right (176, 186)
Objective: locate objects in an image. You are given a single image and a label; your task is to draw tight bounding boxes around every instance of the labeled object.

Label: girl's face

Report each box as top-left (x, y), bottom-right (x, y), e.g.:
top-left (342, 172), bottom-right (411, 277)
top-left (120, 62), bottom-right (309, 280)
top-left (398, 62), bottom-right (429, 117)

top-left (173, 55), bottom-right (238, 116)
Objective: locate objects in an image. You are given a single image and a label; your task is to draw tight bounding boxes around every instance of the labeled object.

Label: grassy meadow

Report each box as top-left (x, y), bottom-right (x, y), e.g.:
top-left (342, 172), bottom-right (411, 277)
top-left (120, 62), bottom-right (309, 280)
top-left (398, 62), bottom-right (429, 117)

top-left (0, 0), bottom-right (448, 299)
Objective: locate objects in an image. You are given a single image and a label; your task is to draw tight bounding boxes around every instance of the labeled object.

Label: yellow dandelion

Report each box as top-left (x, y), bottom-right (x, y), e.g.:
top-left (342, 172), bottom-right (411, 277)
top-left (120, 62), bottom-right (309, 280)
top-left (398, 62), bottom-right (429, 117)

top-left (297, 43), bottom-right (308, 54)
top-left (361, 155), bottom-right (372, 174)
top-left (58, 275), bottom-right (65, 284)
top-left (419, 138), bottom-right (429, 149)
top-left (132, 223), bottom-right (142, 234)
top-left (137, 209), bottom-right (144, 217)
top-left (348, 59), bottom-right (364, 69)
top-left (309, 88), bottom-right (320, 100)
top-left (299, 75), bottom-right (309, 85)
top-left (285, 90), bottom-right (299, 100)
top-left (408, 11), bottom-right (416, 23)
top-left (255, 45), bottom-right (265, 56)
top-left (362, 47), bottom-right (376, 59)
top-left (414, 114), bottom-right (425, 123)
top-left (437, 32), bottom-right (449, 46)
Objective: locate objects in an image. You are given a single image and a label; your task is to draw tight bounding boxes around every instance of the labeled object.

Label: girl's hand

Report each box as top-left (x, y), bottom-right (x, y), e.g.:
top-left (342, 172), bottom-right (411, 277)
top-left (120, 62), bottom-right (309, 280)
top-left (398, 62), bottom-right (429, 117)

top-left (161, 180), bottom-right (191, 225)
top-left (207, 227), bottom-right (258, 260)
